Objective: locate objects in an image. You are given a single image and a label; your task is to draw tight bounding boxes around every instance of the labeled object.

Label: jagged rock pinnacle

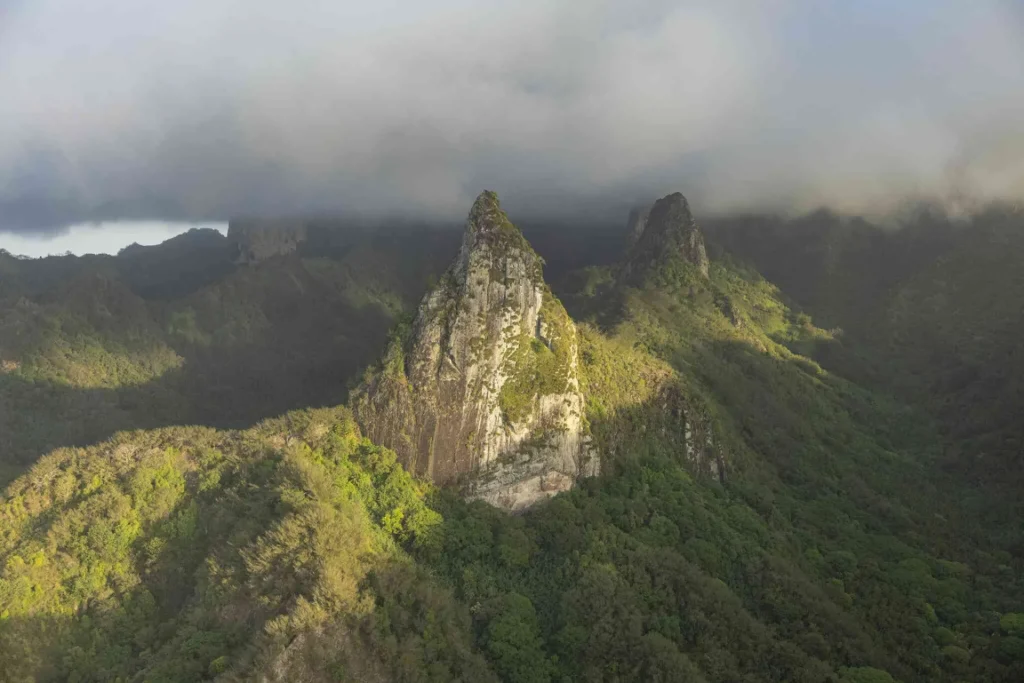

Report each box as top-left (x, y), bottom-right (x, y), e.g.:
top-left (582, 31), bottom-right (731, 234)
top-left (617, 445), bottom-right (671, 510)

top-left (466, 190), bottom-right (505, 233)
top-left (625, 192), bottom-right (710, 279)
top-left (354, 191), bottom-right (596, 511)
top-left (458, 191), bottom-right (534, 267)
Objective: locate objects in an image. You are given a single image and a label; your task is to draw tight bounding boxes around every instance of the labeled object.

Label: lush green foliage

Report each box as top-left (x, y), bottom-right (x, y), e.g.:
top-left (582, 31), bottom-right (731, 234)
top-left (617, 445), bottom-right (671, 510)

top-left (706, 207), bottom-right (1024, 555)
top-left (498, 289), bottom-right (575, 425)
top-left (0, 407), bottom-right (497, 682)
top-left (0, 229), bottom-right (455, 486)
top-left (1, 213), bottom-right (1022, 682)
top-left (404, 253), bottom-right (1022, 683)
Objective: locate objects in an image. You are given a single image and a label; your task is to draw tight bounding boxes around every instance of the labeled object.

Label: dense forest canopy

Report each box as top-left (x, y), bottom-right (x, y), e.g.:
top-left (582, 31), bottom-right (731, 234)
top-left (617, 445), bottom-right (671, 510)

top-left (0, 203), bottom-right (1022, 682)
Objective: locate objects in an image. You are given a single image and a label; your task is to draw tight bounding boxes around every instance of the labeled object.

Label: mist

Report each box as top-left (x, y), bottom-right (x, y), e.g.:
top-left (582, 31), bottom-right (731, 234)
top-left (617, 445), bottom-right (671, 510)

top-left (2, 0), bottom-right (1023, 234)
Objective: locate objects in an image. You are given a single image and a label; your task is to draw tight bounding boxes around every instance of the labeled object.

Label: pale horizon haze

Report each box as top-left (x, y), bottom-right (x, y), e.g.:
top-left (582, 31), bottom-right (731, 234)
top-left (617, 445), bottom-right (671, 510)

top-left (0, 222), bottom-right (228, 258)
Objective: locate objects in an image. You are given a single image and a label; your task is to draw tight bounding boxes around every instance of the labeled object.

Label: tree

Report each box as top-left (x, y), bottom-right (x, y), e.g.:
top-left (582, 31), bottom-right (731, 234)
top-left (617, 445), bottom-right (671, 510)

top-left (838, 666), bottom-right (896, 683)
top-left (482, 593), bottom-right (552, 683)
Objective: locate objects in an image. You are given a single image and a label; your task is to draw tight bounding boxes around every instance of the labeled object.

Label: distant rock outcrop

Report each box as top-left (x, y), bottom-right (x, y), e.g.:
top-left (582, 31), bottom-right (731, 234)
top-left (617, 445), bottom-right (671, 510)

top-left (625, 192), bottom-right (709, 279)
top-left (227, 220), bottom-right (308, 264)
top-left (354, 191), bottom-right (596, 511)
top-left (625, 206), bottom-right (650, 248)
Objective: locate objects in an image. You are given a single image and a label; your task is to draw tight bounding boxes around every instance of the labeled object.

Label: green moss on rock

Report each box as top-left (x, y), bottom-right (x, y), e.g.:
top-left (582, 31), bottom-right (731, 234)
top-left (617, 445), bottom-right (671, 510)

top-left (498, 289), bottom-right (574, 425)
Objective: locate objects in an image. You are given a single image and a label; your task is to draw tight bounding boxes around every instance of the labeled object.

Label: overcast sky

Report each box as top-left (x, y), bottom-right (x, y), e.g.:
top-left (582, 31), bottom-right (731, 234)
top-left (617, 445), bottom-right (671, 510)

top-left (2, 0), bottom-right (1023, 237)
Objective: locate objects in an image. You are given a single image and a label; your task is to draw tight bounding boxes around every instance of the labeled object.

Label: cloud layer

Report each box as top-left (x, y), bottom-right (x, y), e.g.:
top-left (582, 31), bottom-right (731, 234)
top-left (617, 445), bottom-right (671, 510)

top-left (2, 0), bottom-right (1023, 233)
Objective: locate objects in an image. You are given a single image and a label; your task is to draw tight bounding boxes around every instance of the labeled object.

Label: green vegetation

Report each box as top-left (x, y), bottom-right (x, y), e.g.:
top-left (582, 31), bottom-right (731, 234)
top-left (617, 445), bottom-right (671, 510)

top-left (0, 407), bottom-right (496, 682)
top-left (707, 206), bottom-right (1024, 555)
top-left (1, 209), bottom-right (1022, 682)
top-left (469, 191), bottom-right (534, 258)
top-left (0, 229), bottom-right (455, 486)
top-left (498, 289), bottom-right (574, 425)
top-left (414, 249), bottom-right (1021, 683)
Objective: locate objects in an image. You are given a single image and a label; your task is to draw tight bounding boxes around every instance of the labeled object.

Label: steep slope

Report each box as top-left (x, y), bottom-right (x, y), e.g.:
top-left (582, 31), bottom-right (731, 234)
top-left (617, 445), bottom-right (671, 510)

top-left (2, 194), bottom-right (1023, 683)
top-left (581, 193), bottom-right (726, 479)
top-left (527, 193), bottom-right (1023, 683)
top-left (705, 205), bottom-right (1024, 549)
top-left (0, 227), bottom-right (456, 485)
top-left (624, 192), bottom-right (709, 281)
top-left (0, 407), bottom-right (496, 682)
top-left (355, 192), bottom-right (595, 511)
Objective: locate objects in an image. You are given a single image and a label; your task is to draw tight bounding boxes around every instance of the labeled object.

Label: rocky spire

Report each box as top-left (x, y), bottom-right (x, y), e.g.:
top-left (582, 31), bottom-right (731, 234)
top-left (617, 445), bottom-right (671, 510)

top-left (625, 206), bottom-right (650, 248)
top-left (625, 192), bottom-right (710, 279)
top-left (354, 191), bottom-right (596, 511)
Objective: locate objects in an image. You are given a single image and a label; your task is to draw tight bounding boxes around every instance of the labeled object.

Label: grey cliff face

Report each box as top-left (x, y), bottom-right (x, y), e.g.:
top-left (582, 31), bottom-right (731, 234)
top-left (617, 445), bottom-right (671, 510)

top-left (626, 192), bottom-right (710, 279)
top-left (355, 191), bottom-right (596, 511)
top-left (227, 220), bottom-right (308, 264)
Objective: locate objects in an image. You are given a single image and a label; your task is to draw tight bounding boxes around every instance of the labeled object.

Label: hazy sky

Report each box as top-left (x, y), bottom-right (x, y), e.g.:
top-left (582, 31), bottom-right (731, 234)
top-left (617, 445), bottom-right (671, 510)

top-left (0, 222), bottom-right (227, 257)
top-left (2, 0), bottom-right (1023, 236)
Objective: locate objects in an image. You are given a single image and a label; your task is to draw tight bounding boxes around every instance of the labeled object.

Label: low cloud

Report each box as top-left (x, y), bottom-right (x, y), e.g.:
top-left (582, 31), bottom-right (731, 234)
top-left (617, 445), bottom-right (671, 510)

top-left (2, 0), bottom-right (1023, 233)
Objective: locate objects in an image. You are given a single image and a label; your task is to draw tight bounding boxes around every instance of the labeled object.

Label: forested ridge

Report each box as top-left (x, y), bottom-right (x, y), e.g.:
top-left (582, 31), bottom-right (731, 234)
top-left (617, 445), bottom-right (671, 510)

top-left (0, 207), bottom-right (1022, 682)
top-left (0, 227), bottom-right (457, 486)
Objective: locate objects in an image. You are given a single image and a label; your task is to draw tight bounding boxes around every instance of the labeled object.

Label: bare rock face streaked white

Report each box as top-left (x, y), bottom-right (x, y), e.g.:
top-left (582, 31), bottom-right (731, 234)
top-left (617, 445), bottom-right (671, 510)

top-left (354, 191), bottom-right (596, 511)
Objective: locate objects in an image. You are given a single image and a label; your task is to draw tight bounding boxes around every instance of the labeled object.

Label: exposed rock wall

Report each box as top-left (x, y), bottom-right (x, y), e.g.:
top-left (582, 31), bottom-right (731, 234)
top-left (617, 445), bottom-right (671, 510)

top-left (228, 220), bottom-right (308, 264)
top-left (354, 191), bottom-right (596, 511)
top-left (666, 385), bottom-right (726, 481)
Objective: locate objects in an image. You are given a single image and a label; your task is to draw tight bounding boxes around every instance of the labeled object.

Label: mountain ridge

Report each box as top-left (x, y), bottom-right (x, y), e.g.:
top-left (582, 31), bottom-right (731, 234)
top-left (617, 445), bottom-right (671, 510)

top-left (0, 193), bottom-right (1021, 682)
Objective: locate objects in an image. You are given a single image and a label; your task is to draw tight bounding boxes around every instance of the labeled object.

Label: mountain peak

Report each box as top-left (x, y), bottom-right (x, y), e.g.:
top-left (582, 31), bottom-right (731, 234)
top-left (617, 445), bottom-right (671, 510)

top-left (626, 192), bottom-right (709, 279)
top-left (467, 189), bottom-right (502, 224)
top-left (355, 192), bottom-right (595, 511)
top-left (463, 190), bottom-right (532, 253)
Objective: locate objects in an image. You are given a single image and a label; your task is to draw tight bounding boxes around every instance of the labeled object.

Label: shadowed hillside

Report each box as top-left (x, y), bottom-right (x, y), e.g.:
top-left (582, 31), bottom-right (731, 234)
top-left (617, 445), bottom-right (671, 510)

top-left (0, 226), bottom-right (459, 484)
top-left (705, 205), bottom-right (1024, 552)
